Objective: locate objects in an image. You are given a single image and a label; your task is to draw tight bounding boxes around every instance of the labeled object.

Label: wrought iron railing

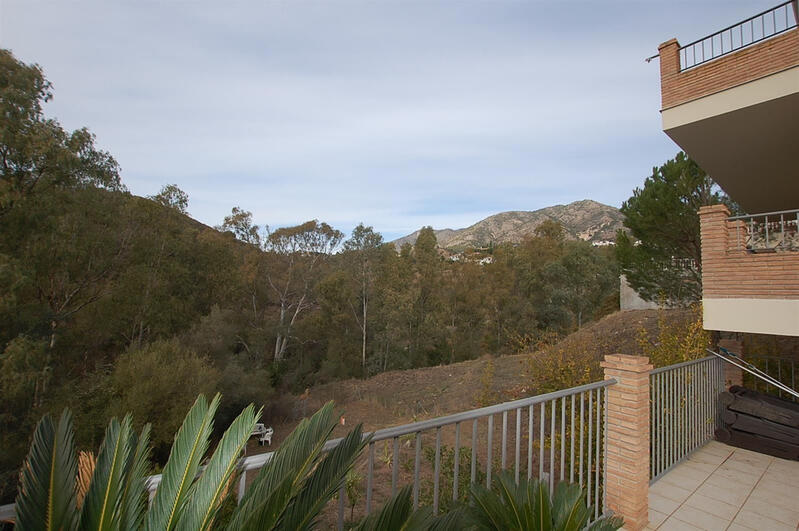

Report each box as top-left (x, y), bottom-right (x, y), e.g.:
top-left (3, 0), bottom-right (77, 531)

top-left (745, 355), bottom-right (799, 402)
top-left (649, 356), bottom-right (725, 482)
top-left (0, 380), bottom-right (616, 527)
top-left (729, 208), bottom-right (799, 252)
top-left (679, 1), bottom-right (798, 70)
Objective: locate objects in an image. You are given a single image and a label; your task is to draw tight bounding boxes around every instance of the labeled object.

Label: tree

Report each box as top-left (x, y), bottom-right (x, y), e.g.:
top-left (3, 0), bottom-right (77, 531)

top-left (616, 152), bottom-right (733, 305)
top-left (218, 206), bottom-right (261, 247)
top-left (343, 224), bottom-right (384, 373)
top-left (149, 183), bottom-right (188, 214)
top-left (0, 49), bottom-right (122, 217)
top-left (265, 220), bottom-right (343, 362)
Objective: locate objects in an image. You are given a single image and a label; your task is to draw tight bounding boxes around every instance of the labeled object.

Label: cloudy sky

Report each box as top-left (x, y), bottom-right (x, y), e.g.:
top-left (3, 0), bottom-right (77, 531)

top-left (0, 0), bottom-right (772, 240)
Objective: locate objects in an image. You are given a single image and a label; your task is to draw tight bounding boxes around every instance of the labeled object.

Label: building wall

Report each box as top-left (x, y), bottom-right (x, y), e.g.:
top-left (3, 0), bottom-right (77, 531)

top-left (700, 204), bottom-right (799, 336)
top-left (699, 205), bottom-right (799, 299)
top-left (658, 28), bottom-right (799, 110)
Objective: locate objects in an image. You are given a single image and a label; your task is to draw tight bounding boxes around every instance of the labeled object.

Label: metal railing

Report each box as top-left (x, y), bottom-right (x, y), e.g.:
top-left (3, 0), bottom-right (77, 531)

top-left (729, 208), bottom-right (799, 252)
top-left (679, 1), bottom-right (798, 70)
top-left (745, 355), bottom-right (799, 402)
top-left (650, 356), bottom-right (725, 482)
top-left (0, 379), bottom-right (616, 527)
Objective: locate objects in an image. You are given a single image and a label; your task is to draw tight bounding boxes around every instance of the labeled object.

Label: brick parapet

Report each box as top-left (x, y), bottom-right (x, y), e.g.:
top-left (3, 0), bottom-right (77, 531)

top-left (658, 28), bottom-right (799, 110)
top-left (601, 354), bottom-right (653, 531)
top-left (699, 205), bottom-right (799, 300)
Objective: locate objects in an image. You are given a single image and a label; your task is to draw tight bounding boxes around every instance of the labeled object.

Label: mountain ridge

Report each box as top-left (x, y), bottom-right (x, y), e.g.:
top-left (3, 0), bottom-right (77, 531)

top-left (393, 199), bottom-right (624, 250)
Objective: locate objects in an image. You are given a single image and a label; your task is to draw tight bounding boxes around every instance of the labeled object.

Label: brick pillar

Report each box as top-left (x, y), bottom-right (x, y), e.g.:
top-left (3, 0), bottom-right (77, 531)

top-left (718, 338), bottom-right (744, 389)
top-left (601, 354), bottom-right (653, 531)
top-left (699, 204), bottom-right (731, 301)
top-left (657, 38), bottom-right (680, 109)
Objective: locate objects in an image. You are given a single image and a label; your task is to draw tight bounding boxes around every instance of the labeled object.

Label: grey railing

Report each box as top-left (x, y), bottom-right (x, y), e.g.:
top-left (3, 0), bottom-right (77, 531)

top-left (729, 208), bottom-right (799, 252)
top-left (0, 379), bottom-right (616, 527)
top-left (650, 356), bottom-right (725, 482)
top-left (680, 1), bottom-right (798, 70)
top-left (745, 355), bottom-right (799, 402)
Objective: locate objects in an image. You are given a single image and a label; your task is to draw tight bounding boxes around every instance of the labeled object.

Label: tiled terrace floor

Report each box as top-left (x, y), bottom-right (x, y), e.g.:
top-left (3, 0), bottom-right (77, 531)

top-left (648, 440), bottom-right (799, 530)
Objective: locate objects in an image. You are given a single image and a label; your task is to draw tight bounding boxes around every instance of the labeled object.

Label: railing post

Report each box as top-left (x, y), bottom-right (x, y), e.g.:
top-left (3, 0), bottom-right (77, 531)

top-left (601, 354), bottom-right (653, 531)
top-left (718, 338), bottom-right (744, 389)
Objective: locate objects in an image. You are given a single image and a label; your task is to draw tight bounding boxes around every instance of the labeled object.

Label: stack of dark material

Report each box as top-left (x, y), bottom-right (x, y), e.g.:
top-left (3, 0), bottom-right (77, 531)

top-left (716, 385), bottom-right (799, 461)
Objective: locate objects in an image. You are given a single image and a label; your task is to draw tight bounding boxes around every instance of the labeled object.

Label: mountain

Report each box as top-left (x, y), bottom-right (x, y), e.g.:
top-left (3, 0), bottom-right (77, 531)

top-left (393, 199), bottom-right (624, 250)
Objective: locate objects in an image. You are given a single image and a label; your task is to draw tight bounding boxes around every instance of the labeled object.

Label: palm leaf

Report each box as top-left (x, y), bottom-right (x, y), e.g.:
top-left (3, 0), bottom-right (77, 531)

top-left (533, 479), bottom-right (552, 531)
top-left (176, 404), bottom-right (259, 531)
top-left (353, 485), bottom-right (415, 531)
top-left (277, 423), bottom-right (369, 529)
top-left (586, 513), bottom-right (625, 531)
top-left (78, 415), bottom-right (134, 530)
top-left (228, 402), bottom-right (337, 530)
top-left (551, 482), bottom-right (587, 531)
top-left (468, 480), bottom-right (512, 530)
top-left (119, 423), bottom-right (152, 531)
top-left (14, 410), bottom-right (78, 531)
top-left (146, 394), bottom-right (220, 531)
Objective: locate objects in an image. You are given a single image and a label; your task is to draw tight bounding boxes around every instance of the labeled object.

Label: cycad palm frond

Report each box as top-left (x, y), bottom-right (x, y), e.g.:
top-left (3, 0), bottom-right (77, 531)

top-left (227, 401), bottom-right (345, 530)
top-left (78, 415), bottom-right (136, 531)
top-left (277, 421), bottom-right (369, 529)
top-left (146, 393), bottom-right (220, 531)
top-left (14, 410), bottom-right (78, 531)
top-left (119, 423), bottom-right (152, 531)
top-left (176, 404), bottom-right (260, 531)
top-left (464, 472), bottom-right (623, 531)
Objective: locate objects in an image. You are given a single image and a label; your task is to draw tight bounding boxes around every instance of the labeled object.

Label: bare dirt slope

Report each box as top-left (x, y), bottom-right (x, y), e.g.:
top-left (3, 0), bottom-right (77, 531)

top-left (253, 308), bottom-right (691, 453)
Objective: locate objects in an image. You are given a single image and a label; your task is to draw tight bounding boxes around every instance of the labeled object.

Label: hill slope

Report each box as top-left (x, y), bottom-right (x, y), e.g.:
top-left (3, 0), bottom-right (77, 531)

top-left (264, 308), bottom-right (693, 448)
top-left (393, 199), bottom-right (624, 250)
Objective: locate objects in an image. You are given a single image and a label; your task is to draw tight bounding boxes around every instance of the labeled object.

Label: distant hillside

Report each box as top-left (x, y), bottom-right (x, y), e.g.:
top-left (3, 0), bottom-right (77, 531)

top-left (393, 199), bottom-right (624, 250)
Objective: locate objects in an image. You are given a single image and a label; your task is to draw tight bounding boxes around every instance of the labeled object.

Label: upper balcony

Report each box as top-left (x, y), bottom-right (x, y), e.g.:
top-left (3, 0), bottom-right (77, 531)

top-left (700, 204), bottom-right (799, 336)
top-left (657, 1), bottom-right (799, 214)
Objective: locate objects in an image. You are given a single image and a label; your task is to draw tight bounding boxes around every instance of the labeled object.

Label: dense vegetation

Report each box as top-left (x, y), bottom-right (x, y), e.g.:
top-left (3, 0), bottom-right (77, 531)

top-left (0, 49), bottom-right (619, 501)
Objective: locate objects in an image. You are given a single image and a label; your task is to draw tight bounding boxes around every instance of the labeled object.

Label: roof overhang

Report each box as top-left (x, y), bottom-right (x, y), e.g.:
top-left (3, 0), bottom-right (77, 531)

top-left (662, 66), bottom-right (799, 213)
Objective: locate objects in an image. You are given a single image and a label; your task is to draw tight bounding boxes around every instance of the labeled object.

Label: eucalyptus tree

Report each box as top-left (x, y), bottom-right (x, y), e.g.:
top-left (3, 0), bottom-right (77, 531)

top-left (265, 220), bottom-right (344, 362)
top-left (342, 224), bottom-right (384, 373)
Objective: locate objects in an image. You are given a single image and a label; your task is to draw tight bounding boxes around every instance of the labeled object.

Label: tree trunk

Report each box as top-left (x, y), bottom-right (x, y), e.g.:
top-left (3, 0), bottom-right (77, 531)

top-left (361, 297), bottom-right (367, 372)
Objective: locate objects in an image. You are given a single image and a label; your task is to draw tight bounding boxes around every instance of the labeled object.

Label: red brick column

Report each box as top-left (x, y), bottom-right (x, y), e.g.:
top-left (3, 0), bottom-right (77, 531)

top-left (699, 204), bottom-right (731, 300)
top-left (658, 38), bottom-right (680, 109)
top-left (601, 354), bottom-right (653, 531)
top-left (718, 338), bottom-right (744, 389)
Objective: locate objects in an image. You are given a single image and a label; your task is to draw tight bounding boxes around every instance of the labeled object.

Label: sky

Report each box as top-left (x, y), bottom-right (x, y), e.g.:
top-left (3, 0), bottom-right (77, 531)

top-left (0, 0), bottom-right (775, 241)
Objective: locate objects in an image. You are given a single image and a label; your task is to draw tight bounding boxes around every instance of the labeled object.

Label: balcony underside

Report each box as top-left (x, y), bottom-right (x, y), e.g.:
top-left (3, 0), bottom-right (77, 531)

top-left (704, 298), bottom-right (799, 336)
top-left (663, 66), bottom-right (799, 213)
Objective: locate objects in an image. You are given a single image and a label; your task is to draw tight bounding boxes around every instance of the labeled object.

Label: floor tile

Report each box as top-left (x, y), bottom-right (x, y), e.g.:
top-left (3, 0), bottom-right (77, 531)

top-left (740, 496), bottom-right (799, 527)
top-left (683, 492), bottom-right (738, 521)
top-left (648, 507), bottom-right (669, 528)
top-left (649, 492), bottom-right (681, 515)
top-left (733, 509), bottom-right (796, 531)
top-left (695, 478), bottom-right (750, 508)
top-left (658, 516), bottom-right (703, 530)
top-left (671, 505), bottom-right (729, 531)
top-left (725, 523), bottom-right (755, 531)
top-left (650, 480), bottom-right (694, 503)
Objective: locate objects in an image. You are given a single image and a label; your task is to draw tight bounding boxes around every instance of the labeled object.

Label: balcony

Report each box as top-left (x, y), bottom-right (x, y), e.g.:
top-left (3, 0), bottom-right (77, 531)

top-left (657, 1), bottom-right (799, 214)
top-left (700, 205), bottom-right (799, 336)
